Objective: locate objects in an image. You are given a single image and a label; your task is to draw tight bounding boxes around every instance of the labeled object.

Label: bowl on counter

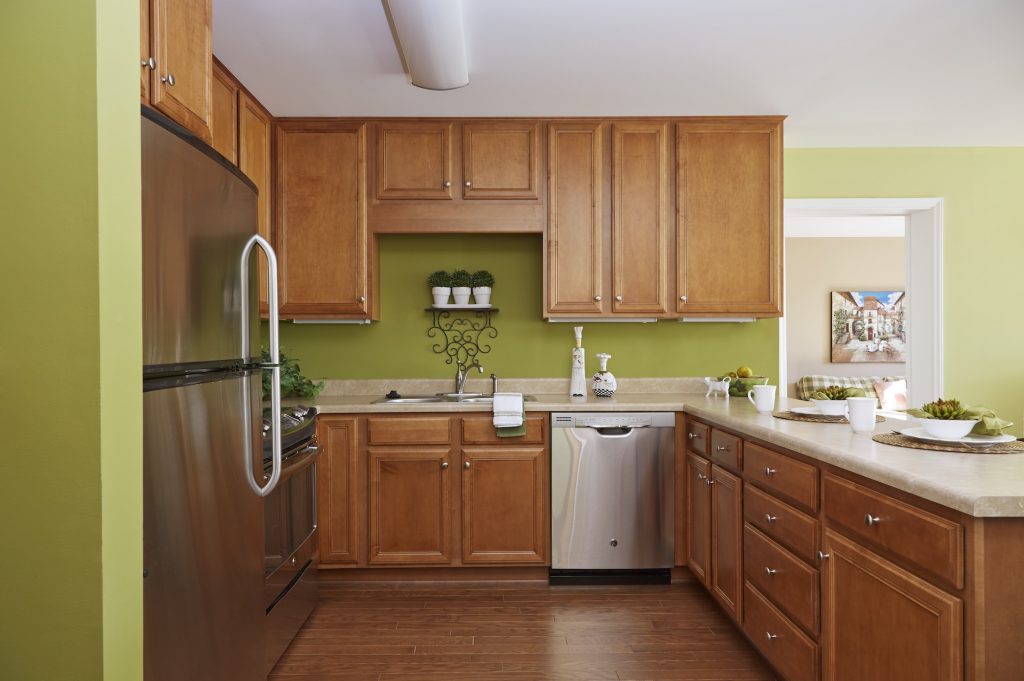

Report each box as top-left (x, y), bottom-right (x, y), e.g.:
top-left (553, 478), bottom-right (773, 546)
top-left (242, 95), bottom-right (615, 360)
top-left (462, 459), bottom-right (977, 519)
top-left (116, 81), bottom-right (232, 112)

top-left (809, 399), bottom-right (849, 416)
top-left (919, 418), bottom-right (980, 440)
top-left (728, 376), bottom-right (769, 397)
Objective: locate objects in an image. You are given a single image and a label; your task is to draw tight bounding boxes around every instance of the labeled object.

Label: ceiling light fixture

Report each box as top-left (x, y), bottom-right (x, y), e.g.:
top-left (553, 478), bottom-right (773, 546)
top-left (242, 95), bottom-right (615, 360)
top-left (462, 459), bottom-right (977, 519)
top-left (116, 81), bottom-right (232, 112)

top-left (383, 0), bottom-right (469, 90)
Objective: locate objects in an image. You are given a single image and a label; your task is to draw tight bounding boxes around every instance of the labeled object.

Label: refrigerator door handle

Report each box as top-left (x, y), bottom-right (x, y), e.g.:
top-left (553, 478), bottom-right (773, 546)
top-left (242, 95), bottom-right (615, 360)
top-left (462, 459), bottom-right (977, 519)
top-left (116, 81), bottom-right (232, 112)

top-left (241, 234), bottom-right (282, 497)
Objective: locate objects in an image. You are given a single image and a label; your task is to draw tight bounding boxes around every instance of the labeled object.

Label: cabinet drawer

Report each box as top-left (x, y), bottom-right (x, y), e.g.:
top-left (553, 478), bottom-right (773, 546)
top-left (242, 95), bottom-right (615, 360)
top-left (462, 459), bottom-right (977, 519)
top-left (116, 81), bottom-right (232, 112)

top-left (744, 442), bottom-right (819, 512)
top-left (744, 583), bottom-right (820, 681)
top-left (367, 417), bottom-right (451, 445)
top-left (744, 524), bottom-right (819, 635)
top-left (823, 474), bottom-right (964, 589)
top-left (685, 420), bottom-right (709, 456)
top-left (461, 414), bottom-right (545, 445)
top-left (745, 485), bottom-right (819, 564)
top-left (709, 428), bottom-right (741, 472)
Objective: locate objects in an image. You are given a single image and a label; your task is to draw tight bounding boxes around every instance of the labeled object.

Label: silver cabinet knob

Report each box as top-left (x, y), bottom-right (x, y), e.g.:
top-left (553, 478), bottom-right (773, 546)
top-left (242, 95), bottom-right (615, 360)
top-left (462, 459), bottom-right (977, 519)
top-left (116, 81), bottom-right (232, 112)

top-left (594, 295), bottom-right (602, 302)
top-left (440, 462), bottom-right (449, 470)
top-left (864, 514), bottom-right (881, 527)
top-left (705, 478), bottom-right (715, 486)
top-left (464, 461), bottom-right (471, 469)
top-left (290, 556), bottom-right (297, 566)
top-left (615, 295), bottom-right (623, 302)
top-left (687, 432), bottom-right (702, 440)
top-left (696, 472), bottom-right (707, 481)
top-left (764, 567), bottom-right (777, 577)
top-left (680, 295), bottom-right (688, 302)
top-left (160, 73), bottom-right (175, 86)
top-left (464, 181), bottom-right (472, 187)
top-left (764, 514), bottom-right (777, 524)
top-left (715, 445), bottom-right (729, 452)
top-left (357, 295), bottom-right (366, 303)
top-left (766, 632), bottom-right (778, 642)
top-left (817, 551), bottom-right (831, 562)
top-left (443, 180), bottom-right (451, 188)
top-left (764, 467), bottom-right (777, 476)
top-left (141, 57), bottom-right (156, 69)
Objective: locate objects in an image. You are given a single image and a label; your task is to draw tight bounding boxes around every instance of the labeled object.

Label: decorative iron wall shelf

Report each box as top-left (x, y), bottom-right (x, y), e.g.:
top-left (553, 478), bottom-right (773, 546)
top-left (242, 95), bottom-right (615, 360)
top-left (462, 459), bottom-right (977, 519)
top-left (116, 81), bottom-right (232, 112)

top-left (425, 308), bottom-right (498, 367)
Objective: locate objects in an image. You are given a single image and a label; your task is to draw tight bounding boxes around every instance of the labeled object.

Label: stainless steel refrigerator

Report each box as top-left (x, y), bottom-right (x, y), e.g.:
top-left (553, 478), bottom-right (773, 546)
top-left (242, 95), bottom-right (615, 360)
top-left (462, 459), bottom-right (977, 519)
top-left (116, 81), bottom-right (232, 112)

top-left (141, 107), bottom-right (283, 681)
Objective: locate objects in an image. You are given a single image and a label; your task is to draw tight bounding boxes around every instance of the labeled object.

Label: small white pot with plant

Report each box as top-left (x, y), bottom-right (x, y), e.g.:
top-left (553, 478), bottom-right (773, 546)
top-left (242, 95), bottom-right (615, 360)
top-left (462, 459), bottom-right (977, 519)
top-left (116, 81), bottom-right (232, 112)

top-left (427, 270), bottom-right (452, 306)
top-left (471, 269), bottom-right (494, 306)
top-left (451, 269), bottom-right (472, 305)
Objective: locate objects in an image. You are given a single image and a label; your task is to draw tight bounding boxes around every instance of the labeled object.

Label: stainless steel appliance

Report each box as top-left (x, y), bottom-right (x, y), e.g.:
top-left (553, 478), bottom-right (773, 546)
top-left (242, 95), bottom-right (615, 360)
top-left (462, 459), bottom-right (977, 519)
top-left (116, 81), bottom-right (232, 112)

top-left (263, 405), bottom-right (319, 674)
top-left (550, 412), bottom-right (675, 584)
top-left (142, 106), bottom-right (285, 681)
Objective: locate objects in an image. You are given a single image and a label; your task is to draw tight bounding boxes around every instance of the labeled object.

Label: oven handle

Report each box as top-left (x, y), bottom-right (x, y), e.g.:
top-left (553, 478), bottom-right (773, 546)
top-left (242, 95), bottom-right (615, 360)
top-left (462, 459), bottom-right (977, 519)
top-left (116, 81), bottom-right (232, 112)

top-left (272, 442), bottom-right (319, 485)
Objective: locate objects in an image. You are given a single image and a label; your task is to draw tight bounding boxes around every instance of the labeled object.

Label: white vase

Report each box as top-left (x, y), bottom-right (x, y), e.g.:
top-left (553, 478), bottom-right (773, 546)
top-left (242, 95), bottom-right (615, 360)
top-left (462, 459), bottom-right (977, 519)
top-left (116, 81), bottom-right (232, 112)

top-left (472, 286), bottom-right (491, 305)
top-left (452, 287), bottom-right (471, 305)
top-left (431, 286), bottom-right (451, 306)
top-left (591, 353), bottom-right (617, 397)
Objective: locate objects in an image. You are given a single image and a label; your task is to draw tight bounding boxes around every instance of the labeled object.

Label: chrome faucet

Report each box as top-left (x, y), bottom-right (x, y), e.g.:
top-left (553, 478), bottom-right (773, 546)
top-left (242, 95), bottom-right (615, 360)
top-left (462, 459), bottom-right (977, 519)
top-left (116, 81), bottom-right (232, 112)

top-left (455, 361), bottom-right (483, 394)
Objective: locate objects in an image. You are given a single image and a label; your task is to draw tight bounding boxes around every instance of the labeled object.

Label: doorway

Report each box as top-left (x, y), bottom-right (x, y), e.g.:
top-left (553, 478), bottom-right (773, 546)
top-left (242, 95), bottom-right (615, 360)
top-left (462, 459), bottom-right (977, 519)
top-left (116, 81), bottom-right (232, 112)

top-left (781, 199), bottom-right (943, 408)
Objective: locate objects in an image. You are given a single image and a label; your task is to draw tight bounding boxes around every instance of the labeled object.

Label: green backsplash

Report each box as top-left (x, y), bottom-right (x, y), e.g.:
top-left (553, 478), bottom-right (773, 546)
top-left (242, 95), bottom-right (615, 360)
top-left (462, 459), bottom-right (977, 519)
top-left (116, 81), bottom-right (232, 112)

top-left (277, 234), bottom-right (780, 382)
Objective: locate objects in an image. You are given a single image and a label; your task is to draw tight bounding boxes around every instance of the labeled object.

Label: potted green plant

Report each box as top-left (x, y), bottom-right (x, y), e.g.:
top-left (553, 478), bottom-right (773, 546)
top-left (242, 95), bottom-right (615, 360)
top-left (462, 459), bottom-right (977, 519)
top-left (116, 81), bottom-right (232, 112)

top-left (471, 270), bottom-right (494, 305)
top-left (450, 269), bottom-right (472, 305)
top-left (427, 270), bottom-right (452, 306)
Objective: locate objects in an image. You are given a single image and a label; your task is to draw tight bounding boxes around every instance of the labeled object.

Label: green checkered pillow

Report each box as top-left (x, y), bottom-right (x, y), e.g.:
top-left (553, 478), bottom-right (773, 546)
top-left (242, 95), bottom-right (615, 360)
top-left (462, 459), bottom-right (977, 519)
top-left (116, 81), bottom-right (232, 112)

top-left (795, 375), bottom-right (905, 401)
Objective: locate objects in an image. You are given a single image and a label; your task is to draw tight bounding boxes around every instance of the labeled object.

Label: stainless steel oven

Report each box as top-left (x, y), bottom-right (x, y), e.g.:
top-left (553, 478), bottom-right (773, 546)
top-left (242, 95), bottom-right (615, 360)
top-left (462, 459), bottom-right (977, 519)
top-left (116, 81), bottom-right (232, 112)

top-left (263, 406), bottom-right (319, 674)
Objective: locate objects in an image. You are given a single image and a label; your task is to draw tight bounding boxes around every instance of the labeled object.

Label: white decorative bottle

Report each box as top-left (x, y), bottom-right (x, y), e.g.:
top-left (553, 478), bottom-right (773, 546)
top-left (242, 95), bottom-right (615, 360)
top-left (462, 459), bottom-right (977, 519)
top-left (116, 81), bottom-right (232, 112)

top-left (591, 353), bottom-right (617, 397)
top-left (570, 326), bottom-right (587, 397)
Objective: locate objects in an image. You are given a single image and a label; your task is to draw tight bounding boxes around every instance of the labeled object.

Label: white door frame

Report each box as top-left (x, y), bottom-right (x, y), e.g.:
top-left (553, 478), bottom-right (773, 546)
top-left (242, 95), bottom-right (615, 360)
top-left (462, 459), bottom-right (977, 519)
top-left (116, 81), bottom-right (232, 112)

top-left (781, 198), bottom-right (944, 407)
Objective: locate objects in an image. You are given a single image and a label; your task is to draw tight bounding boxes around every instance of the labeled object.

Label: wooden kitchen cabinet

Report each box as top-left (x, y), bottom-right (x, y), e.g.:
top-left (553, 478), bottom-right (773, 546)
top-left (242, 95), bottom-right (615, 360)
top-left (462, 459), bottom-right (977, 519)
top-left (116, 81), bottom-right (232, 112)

top-left (140, 0), bottom-right (151, 101)
top-left (210, 60), bottom-right (238, 163)
top-left (710, 464), bottom-right (743, 621)
top-left (685, 452), bottom-right (712, 585)
top-left (367, 447), bottom-right (454, 564)
top-left (274, 121), bottom-right (375, 320)
top-left (317, 416), bottom-right (364, 566)
top-left (611, 121), bottom-right (670, 315)
top-left (821, 530), bottom-right (963, 681)
top-left (546, 122), bottom-right (604, 314)
top-left (676, 118), bottom-right (783, 316)
top-left (461, 446), bottom-right (548, 564)
top-left (375, 122), bottom-right (453, 199)
top-left (239, 92), bottom-right (273, 313)
top-left (145, 0), bottom-right (213, 142)
top-left (462, 121), bottom-right (541, 200)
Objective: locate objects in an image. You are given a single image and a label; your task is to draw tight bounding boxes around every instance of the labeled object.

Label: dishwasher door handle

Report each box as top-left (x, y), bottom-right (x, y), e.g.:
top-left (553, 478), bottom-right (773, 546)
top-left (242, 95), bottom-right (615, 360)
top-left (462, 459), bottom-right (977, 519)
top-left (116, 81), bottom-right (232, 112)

top-left (587, 425), bottom-right (648, 437)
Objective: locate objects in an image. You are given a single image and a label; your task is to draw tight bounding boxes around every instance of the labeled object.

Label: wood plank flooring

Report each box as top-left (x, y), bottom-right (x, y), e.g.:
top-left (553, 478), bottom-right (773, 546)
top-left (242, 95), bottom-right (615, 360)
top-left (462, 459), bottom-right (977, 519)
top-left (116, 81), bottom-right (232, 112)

top-left (270, 576), bottom-right (776, 681)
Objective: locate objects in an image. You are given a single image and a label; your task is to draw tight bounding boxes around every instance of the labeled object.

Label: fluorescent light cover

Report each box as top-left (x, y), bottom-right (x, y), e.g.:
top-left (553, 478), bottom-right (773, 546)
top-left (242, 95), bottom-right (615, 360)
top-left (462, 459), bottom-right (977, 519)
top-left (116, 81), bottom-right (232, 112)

top-left (291, 319), bottom-right (373, 325)
top-left (384, 0), bottom-right (469, 90)
top-left (547, 318), bottom-right (658, 324)
top-left (679, 317), bottom-right (756, 323)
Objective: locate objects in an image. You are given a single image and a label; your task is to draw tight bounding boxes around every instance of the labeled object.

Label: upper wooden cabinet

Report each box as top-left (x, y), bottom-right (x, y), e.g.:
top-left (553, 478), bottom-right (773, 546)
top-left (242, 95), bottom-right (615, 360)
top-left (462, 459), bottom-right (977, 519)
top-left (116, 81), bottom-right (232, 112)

top-left (546, 122), bottom-right (604, 314)
top-left (275, 121), bottom-right (374, 320)
top-left (375, 122), bottom-right (453, 200)
top-left (145, 0), bottom-right (213, 142)
top-left (210, 60), bottom-right (238, 164)
top-left (239, 93), bottom-right (273, 313)
top-left (139, 0), bottom-right (151, 101)
top-left (676, 119), bottom-right (783, 316)
top-left (462, 122), bottom-right (541, 200)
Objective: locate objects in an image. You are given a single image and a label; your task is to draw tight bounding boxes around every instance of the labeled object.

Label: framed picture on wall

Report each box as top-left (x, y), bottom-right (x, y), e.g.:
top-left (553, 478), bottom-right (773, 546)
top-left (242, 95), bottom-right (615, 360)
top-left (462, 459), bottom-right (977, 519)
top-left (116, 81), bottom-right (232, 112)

top-left (830, 291), bottom-right (906, 363)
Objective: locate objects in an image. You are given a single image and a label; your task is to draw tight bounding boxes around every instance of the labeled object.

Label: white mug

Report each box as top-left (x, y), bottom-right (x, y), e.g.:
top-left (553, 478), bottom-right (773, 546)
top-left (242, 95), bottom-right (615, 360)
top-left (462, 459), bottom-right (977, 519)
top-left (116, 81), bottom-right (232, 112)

top-left (846, 397), bottom-right (877, 433)
top-left (747, 385), bottom-right (777, 413)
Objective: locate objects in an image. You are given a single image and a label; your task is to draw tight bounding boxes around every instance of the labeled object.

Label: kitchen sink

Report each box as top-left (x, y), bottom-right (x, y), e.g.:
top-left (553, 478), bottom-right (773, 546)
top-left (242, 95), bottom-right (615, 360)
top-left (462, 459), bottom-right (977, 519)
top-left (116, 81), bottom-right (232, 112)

top-left (371, 396), bottom-right (445, 404)
top-left (372, 394), bottom-right (537, 405)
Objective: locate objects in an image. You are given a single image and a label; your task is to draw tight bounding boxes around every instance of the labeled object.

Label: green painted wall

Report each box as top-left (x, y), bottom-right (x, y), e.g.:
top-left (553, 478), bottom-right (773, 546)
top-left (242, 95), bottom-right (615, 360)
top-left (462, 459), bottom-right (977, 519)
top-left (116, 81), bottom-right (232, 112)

top-left (279, 234), bottom-right (779, 383)
top-left (0, 2), bottom-right (141, 680)
top-left (787, 147), bottom-right (1024, 434)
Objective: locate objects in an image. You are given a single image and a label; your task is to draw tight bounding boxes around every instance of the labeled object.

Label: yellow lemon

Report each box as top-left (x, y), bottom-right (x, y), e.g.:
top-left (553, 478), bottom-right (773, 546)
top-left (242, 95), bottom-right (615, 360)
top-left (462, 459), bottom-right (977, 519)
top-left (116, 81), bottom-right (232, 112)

top-left (737, 366), bottom-right (753, 378)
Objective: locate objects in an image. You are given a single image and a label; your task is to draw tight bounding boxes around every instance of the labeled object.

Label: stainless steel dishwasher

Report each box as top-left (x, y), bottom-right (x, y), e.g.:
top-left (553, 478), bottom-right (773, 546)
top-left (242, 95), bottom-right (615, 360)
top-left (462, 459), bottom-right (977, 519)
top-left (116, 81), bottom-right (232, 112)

top-left (550, 412), bottom-right (675, 584)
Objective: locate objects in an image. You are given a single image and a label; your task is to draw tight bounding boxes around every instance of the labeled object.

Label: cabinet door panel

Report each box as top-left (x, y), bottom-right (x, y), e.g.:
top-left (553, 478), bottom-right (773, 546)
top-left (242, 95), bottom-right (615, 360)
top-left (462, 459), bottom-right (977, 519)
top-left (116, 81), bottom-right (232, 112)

top-left (210, 61), bottom-right (238, 164)
top-left (710, 464), bottom-right (743, 620)
top-left (150, 0), bottom-right (212, 141)
top-left (677, 120), bottom-right (781, 315)
top-left (275, 122), bottom-right (369, 318)
top-left (611, 122), bottom-right (669, 314)
top-left (239, 94), bottom-right (272, 313)
top-left (317, 417), bottom-right (364, 565)
top-left (546, 123), bottom-right (603, 314)
top-left (462, 447), bottom-right (548, 564)
top-left (376, 123), bottom-right (453, 199)
top-left (462, 122), bottom-right (540, 199)
top-left (685, 453), bottom-right (712, 586)
top-left (140, 0), bottom-right (151, 100)
top-left (368, 448), bottom-right (453, 564)
top-left (822, 530), bottom-right (963, 681)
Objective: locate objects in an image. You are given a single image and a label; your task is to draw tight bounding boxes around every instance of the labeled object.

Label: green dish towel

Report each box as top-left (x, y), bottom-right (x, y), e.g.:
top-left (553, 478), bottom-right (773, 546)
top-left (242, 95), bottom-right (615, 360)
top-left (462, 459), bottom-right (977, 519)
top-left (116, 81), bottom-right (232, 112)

top-left (495, 407), bottom-right (527, 438)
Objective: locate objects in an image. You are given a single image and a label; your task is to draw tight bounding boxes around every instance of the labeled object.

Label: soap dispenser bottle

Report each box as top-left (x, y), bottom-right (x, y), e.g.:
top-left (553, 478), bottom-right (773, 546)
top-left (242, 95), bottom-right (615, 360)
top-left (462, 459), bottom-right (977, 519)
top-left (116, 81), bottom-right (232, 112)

top-left (570, 326), bottom-right (586, 397)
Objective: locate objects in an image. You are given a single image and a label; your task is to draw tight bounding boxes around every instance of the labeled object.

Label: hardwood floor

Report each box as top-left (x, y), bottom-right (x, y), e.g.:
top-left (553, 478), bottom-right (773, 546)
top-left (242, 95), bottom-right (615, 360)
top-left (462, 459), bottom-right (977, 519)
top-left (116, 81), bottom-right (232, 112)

top-left (270, 576), bottom-right (776, 681)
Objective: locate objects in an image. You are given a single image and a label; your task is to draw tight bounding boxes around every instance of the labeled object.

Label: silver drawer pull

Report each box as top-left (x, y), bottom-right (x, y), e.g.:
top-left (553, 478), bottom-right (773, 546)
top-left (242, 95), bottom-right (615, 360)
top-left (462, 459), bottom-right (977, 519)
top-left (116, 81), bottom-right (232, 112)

top-left (715, 445), bottom-right (729, 452)
top-left (764, 466), bottom-right (777, 476)
top-left (764, 567), bottom-right (777, 577)
top-left (864, 514), bottom-right (881, 527)
top-left (766, 632), bottom-right (778, 641)
top-left (688, 432), bottom-right (702, 440)
top-left (764, 514), bottom-right (777, 524)
top-left (705, 479), bottom-right (715, 486)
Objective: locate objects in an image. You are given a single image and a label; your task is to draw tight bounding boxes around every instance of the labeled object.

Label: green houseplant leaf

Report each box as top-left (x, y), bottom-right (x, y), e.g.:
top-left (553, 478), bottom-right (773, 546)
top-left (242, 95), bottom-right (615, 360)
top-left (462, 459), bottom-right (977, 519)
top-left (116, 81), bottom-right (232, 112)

top-left (450, 269), bottom-right (472, 288)
top-left (471, 270), bottom-right (494, 287)
top-left (261, 347), bottom-right (324, 401)
top-left (427, 270), bottom-right (452, 287)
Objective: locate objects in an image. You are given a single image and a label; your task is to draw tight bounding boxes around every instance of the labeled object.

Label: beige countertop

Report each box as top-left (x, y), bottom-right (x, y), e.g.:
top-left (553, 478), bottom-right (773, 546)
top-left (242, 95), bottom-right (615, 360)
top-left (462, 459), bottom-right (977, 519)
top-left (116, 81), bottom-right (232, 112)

top-left (302, 380), bottom-right (1024, 518)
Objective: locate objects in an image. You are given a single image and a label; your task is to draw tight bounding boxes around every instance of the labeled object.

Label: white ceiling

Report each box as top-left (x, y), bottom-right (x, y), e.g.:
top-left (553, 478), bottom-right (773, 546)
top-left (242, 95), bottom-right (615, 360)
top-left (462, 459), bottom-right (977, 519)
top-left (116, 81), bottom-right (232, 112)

top-left (213, 0), bottom-right (1024, 147)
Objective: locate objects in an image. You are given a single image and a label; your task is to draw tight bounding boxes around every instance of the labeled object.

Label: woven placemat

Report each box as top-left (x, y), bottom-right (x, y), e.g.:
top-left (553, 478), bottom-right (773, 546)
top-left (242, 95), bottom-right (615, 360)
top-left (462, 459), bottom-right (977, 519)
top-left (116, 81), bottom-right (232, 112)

top-left (774, 411), bottom-right (885, 424)
top-left (873, 432), bottom-right (1024, 454)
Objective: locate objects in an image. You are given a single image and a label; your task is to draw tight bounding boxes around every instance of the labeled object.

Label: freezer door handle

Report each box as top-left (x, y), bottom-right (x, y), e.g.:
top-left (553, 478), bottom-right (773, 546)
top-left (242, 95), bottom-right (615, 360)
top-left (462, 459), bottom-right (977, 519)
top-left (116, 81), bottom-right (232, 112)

top-left (241, 234), bottom-right (282, 497)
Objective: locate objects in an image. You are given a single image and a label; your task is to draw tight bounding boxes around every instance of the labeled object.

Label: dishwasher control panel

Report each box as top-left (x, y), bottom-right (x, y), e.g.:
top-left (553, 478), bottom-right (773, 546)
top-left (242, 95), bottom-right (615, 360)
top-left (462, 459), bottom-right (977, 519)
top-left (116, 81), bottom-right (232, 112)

top-left (551, 412), bottom-right (676, 429)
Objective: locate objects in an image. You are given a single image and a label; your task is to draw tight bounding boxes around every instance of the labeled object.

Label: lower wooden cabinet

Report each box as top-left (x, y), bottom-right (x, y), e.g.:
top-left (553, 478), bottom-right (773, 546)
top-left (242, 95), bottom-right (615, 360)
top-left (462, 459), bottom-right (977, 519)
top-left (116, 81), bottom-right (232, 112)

top-left (709, 464), bottom-right (743, 620)
top-left (461, 446), bottom-right (548, 564)
top-left (744, 582), bottom-right (819, 681)
top-left (821, 530), bottom-right (963, 681)
top-left (367, 447), bottom-right (454, 564)
top-left (685, 451), bottom-right (711, 584)
top-left (317, 416), bottom-right (363, 565)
